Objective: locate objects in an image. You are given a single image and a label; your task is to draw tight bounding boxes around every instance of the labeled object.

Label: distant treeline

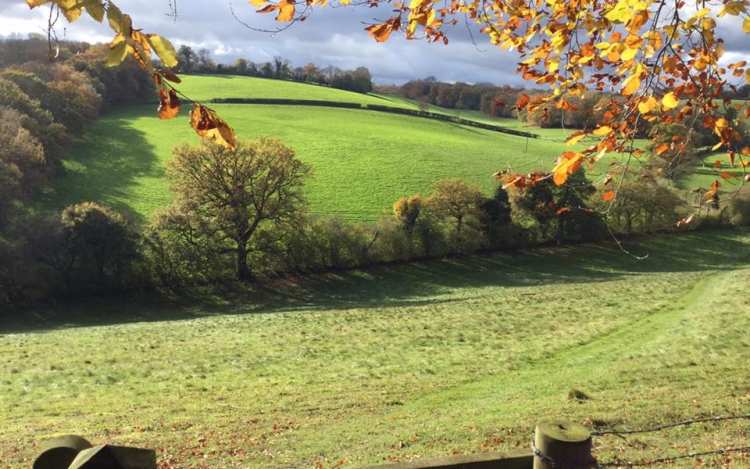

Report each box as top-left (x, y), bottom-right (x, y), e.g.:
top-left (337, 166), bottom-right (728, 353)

top-left (174, 45), bottom-right (374, 94)
top-left (390, 78), bottom-right (750, 129)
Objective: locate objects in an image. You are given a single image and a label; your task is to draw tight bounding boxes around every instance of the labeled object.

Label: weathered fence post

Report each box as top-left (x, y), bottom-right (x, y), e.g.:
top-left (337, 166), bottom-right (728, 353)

top-left (533, 420), bottom-right (592, 469)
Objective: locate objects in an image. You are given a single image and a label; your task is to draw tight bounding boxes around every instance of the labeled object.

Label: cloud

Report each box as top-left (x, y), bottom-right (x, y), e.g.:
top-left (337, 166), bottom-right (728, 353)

top-left (2, 0), bottom-right (749, 87)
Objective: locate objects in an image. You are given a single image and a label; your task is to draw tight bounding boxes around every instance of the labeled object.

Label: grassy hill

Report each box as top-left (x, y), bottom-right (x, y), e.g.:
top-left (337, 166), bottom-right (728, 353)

top-left (178, 75), bottom-right (414, 108)
top-left (45, 83), bottom-right (570, 223)
top-left (2, 230), bottom-right (749, 468)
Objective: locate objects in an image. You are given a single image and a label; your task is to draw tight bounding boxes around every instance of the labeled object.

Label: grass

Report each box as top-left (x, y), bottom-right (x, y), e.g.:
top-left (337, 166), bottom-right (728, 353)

top-left (177, 75), bottom-right (413, 108)
top-left (1, 230), bottom-right (749, 468)
top-left (45, 104), bottom-right (567, 224)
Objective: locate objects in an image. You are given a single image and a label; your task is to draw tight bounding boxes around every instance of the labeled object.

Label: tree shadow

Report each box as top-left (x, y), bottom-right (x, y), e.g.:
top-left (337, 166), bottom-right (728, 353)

top-left (3, 229), bottom-right (748, 333)
top-left (36, 106), bottom-right (163, 225)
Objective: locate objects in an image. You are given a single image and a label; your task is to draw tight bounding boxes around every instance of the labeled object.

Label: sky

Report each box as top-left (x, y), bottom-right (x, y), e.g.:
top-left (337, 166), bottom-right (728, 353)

top-left (1, 0), bottom-right (749, 86)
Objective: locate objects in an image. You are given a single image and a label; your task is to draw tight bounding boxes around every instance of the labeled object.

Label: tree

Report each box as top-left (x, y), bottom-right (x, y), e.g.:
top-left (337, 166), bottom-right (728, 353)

top-left (177, 45), bottom-right (198, 73)
top-left (154, 138), bottom-right (312, 281)
top-left (511, 170), bottom-right (605, 245)
top-left (426, 179), bottom-right (485, 236)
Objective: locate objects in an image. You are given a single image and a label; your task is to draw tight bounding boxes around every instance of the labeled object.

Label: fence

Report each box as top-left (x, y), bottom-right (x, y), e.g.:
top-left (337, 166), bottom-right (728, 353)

top-left (361, 414), bottom-right (750, 469)
top-left (32, 414), bottom-right (750, 469)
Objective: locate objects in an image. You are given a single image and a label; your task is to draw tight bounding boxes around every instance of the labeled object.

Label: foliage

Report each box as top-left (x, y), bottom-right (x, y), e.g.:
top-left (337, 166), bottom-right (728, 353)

top-left (153, 138), bottom-right (312, 281)
top-left (0, 107), bottom-right (46, 227)
top-left (646, 122), bottom-right (700, 182)
top-left (479, 186), bottom-right (514, 248)
top-left (425, 179), bottom-right (487, 252)
top-left (511, 170), bottom-right (604, 244)
top-left (598, 179), bottom-right (688, 236)
top-left (726, 190), bottom-right (750, 226)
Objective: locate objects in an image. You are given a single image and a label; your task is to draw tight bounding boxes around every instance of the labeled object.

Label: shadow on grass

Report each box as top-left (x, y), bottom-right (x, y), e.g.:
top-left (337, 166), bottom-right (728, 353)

top-left (4, 228), bottom-right (747, 334)
top-left (36, 107), bottom-right (162, 225)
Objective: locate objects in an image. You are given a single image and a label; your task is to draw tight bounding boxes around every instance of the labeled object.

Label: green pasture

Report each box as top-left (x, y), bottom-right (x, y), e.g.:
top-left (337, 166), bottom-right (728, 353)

top-left (177, 75), bottom-right (412, 108)
top-left (1, 230), bottom-right (749, 468)
top-left (44, 104), bottom-right (566, 223)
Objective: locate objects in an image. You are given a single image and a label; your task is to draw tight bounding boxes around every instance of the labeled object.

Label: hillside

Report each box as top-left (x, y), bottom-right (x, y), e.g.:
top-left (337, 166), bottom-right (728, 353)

top-left (46, 76), bottom-right (573, 223)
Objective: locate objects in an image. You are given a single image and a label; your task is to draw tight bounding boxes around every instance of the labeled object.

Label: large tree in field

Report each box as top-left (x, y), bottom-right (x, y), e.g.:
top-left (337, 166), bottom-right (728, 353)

top-left (155, 138), bottom-right (311, 281)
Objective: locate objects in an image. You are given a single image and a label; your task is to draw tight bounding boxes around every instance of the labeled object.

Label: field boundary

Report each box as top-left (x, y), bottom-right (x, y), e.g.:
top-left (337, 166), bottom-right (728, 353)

top-left (209, 97), bottom-right (540, 139)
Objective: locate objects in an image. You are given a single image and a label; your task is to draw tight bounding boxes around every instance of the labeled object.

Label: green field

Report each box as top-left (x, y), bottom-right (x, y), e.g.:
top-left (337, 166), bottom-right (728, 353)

top-left (45, 102), bottom-right (566, 223)
top-left (177, 75), bottom-right (413, 108)
top-left (2, 230), bottom-right (749, 468)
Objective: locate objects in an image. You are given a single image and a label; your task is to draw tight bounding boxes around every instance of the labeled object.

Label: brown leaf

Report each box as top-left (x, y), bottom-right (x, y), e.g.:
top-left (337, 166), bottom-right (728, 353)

top-left (189, 104), bottom-right (236, 152)
top-left (157, 88), bottom-right (180, 120)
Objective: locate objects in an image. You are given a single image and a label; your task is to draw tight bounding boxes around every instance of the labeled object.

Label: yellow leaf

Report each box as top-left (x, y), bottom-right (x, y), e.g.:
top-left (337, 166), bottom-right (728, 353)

top-left (719, 1), bottom-right (747, 17)
top-left (26, 0), bottom-right (52, 6)
top-left (106, 37), bottom-right (128, 67)
top-left (566, 132), bottom-right (586, 146)
top-left (249, 0), bottom-right (266, 5)
top-left (638, 96), bottom-right (657, 114)
top-left (621, 75), bottom-right (640, 96)
top-left (147, 35), bottom-right (179, 68)
top-left (744, 18), bottom-right (750, 34)
top-left (276, 0), bottom-right (296, 21)
top-left (83, 0), bottom-right (105, 22)
top-left (106, 3), bottom-right (130, 34)
top-left (593, 126), bottom-right (612, 136)
top-left (661, 91), bottom-right (679, 110)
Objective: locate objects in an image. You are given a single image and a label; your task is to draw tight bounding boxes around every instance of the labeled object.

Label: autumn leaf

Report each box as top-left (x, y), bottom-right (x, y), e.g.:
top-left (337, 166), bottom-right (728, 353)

top-left (703, 180), bottom-right (720, 199)
top-left (661, 92), bottom-right (679, 110)
top-left (593, 126), bottom-right (612, 136)
top-left (552, 152), bottom-right (583, 185)
top-left (654, 143), bottom-right (670, 155)
top-left (190, 104), bottom-right (237, 152)
top-left (157, 89), bottom-right (180, 120)
top-left (566, 131), bottom-right (586, 146)
top-left (602, 190), bottom-right (616, 201)
top-left (621, 75), bottom-right (641, 96)
top-left (147, 35), bottom-right (179, 68)
top-left (276, 0), bottom-right (296, 21)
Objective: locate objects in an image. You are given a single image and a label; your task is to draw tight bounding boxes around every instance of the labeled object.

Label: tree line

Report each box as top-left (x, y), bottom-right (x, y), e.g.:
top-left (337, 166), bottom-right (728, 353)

top-left (175, 45), bottom-right (374, 94)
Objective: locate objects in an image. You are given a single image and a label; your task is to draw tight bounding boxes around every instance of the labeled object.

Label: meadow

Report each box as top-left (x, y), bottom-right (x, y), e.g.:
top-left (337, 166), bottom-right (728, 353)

top-left (44, 101), bottom-right (569, 223)
top-left (16, 75), bottom-right (749, 469)
top-left (1, 230), bottom-right (749, 468)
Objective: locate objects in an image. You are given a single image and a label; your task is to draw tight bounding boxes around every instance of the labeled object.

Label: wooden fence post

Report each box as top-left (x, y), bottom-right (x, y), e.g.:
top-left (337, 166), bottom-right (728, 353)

top-left (533, 420), bottom-right (592, 469)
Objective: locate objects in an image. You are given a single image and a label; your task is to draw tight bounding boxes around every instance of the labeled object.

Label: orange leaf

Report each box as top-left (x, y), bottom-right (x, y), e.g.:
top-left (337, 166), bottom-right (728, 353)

top-left (719, 172), bottom-right (735, 180)
top-left (713, 160), bottom-right (722, 168)
top-left (655, 143), bottom-right (670, 155)
top-left (602, 190), bottom-right (616, 201)
top-left (703, 180), bottom-right (720, 199)
top-left (157, 88), bottom-right (180, 120)
top-left (556, 207), bottom-right (571, 215)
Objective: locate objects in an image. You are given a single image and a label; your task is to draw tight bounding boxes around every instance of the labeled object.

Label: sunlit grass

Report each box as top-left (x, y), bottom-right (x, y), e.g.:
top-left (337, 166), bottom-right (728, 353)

top-left (1, 230), bottom-right (749, 468)
top-left (46, 104), bottom-right (566, 223)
